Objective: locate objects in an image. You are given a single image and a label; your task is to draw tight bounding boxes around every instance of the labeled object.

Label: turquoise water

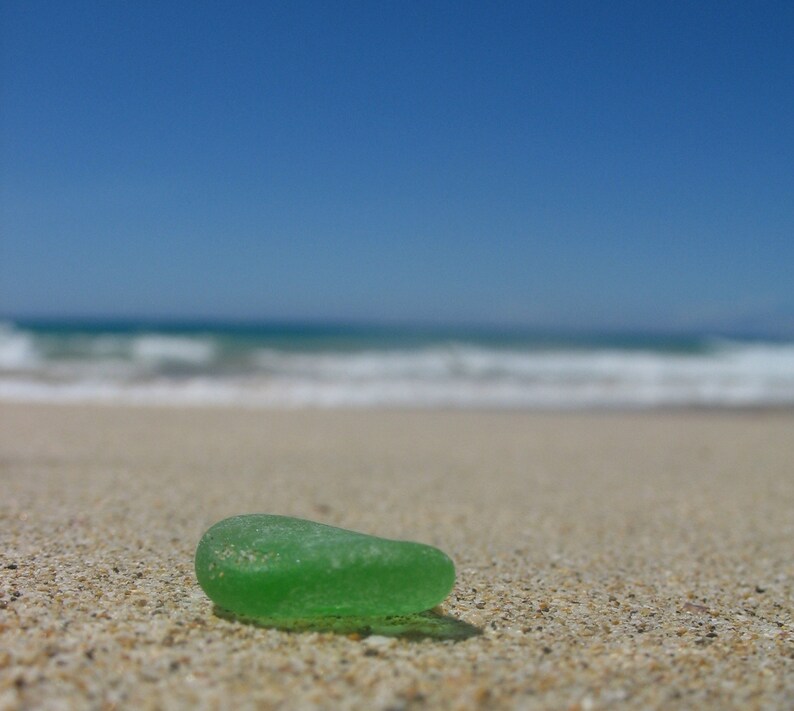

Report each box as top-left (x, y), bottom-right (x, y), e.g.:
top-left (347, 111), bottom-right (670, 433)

top-left (2, 319), bottom-right (793, 408)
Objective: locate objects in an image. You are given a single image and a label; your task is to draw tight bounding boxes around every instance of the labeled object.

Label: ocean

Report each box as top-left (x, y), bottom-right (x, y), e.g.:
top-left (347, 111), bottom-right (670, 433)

top-left (1, 319), bottom-right (794, 409)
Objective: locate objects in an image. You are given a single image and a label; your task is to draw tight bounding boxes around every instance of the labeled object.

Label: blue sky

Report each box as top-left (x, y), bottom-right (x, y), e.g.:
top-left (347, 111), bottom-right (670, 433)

top-left (1, 1), bottom-right (793, 333)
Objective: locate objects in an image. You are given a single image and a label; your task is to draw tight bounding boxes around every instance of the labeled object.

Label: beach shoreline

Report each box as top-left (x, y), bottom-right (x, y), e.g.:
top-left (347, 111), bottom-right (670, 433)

top-left (2, 402), bottom-right (793, 708)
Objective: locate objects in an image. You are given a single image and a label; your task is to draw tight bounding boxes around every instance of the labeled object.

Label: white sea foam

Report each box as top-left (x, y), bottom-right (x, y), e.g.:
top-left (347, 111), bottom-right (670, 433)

top-left (130, 335), bottom-right (217, 366)
top-left (1, 337), bottom-right (794, 408)
top-left (0, 323), bottom-right (43, 369)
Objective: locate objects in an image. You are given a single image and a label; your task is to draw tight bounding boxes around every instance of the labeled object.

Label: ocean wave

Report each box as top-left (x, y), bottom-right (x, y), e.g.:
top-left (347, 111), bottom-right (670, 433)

top-left (0, 323), bottom-right (218, 372)
top-left (129, 335), bottom-right (217, 366)
top-left (0, 322), bottom-right (42, 369)
top-left (1, 323), bottom-right (793, 408)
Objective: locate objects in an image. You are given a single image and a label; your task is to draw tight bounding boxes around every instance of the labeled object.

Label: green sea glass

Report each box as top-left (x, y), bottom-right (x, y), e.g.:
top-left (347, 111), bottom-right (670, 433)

top-left (194, 515), bottom-right (456, 618)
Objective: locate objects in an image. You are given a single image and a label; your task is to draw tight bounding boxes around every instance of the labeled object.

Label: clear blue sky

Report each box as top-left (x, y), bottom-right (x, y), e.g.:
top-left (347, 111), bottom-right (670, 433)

top-left (1, 1), bottom-right (793, 333)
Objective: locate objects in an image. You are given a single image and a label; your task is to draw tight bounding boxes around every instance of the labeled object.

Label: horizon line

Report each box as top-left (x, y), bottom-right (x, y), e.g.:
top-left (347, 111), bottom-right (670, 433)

top-left (2, 312), bottom-right (791, 341)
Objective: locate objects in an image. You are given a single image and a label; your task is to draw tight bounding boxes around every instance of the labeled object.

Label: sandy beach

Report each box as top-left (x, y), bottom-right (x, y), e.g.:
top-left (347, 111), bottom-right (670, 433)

top-left (1, 402), bottom-right (792, 709)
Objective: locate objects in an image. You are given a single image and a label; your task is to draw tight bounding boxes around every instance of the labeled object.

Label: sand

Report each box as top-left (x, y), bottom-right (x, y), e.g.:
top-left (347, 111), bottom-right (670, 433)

top-left (1, 403), bottom-right (793, 709)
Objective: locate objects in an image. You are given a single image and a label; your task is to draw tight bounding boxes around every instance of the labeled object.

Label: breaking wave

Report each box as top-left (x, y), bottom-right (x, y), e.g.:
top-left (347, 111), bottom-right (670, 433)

top-left (2, 321), bottom-right (793, 409)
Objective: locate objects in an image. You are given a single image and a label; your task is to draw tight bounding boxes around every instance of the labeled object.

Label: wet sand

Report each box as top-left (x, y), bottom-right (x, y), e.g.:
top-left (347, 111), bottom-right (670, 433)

top-left (1, 403), bottom-right (793, 709)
